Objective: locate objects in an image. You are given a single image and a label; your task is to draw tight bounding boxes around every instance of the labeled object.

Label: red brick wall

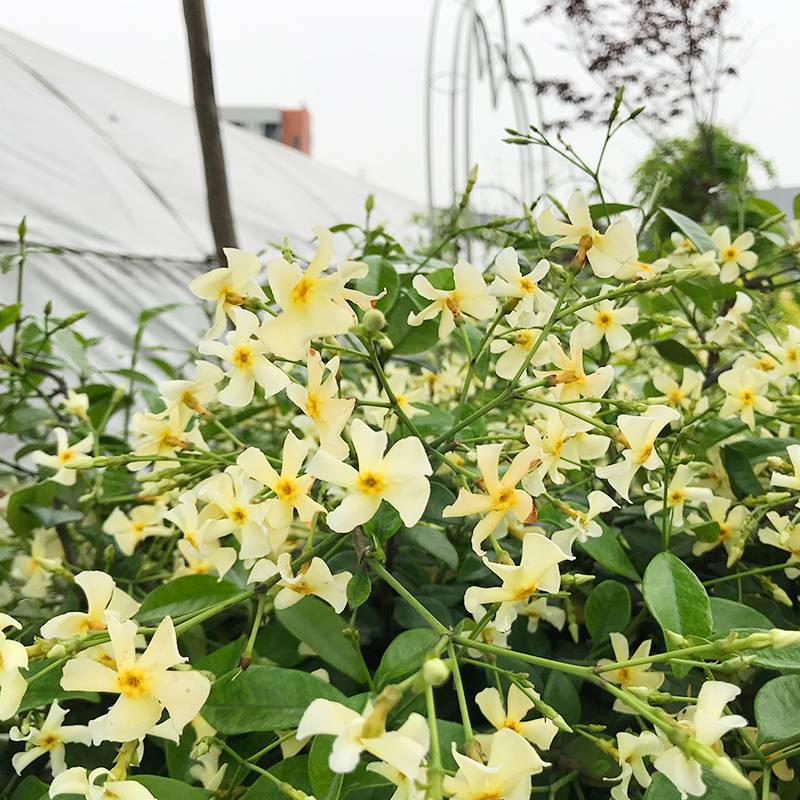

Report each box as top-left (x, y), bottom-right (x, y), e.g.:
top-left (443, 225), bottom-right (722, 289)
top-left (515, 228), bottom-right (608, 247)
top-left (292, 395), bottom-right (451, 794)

top-left (280, 108), bottom-right (311, 154)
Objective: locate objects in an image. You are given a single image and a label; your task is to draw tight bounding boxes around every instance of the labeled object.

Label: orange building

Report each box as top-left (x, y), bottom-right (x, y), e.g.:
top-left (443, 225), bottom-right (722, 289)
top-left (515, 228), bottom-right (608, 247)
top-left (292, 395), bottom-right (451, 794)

top-left (220, 106), bottom-right (311, 154)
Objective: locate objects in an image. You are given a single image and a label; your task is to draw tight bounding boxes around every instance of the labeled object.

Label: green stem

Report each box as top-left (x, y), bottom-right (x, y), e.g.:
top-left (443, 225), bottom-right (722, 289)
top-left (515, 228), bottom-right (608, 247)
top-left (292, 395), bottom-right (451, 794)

top-left (369, 559), bottom-right (450, 635)
top-left (425, 684), bottom-right (444, 800)
top-left (447, 641), bottom-right (475, 748)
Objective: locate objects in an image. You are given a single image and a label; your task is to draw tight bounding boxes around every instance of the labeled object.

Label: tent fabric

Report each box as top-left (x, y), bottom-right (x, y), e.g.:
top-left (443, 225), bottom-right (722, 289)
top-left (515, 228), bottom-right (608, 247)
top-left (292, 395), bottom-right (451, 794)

top-left (0, 28), bottom-right (419, 369)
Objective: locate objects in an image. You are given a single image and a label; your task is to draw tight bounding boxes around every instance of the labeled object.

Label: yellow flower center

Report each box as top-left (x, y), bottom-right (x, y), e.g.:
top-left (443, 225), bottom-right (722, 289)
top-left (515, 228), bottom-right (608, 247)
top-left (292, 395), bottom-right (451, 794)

top-left (275, 478), bottom-right (299, 503)
top-left (722, 246), bottom-right (737, 261)
top-left (39, 733), bottom-right (61, 750)
top-left (668, 489), bottom-right (685, 506)
top-left (117, 667), bottom-right (148, 698)
top-left (519, 277), bottom-right (536, 294)
top-left (596, 311), bottom-right (614, 329)
top-left (58, 449), bottom-right (75, 464)
top-left (512, 581), bottom-right (538, 601)
top-left (637, 444), bottom-right (654, 465)
top-left (291, 276), bottom-right (318, 306)
top-left (491, 487), bottom-right (515, 512)
top-left (233, 345), bottom-right (254, 369)
top-left (617, 667), bottom-right (632, 685)
top-left (357, 471), bottom-right (385, 495)
top-left (515, 331), bottom-right (534, 348)
top-left (667, 389), bottom-right (684, 405)
top-left (305, 392), bottom-right (321, 421)
top-left (739, 389), bottom-right (754, 406)
top-left (132, 522), bottom-right (146, 537)
top-left (230, 505), bottom-right (248, 524)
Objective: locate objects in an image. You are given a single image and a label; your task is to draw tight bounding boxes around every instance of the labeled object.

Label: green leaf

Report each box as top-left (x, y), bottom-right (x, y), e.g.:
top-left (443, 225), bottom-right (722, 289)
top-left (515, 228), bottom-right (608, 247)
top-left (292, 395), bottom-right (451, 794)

top-left (277, 597), bottom-right (370, 683)
top-left (19, 660), bottom-right (99, 713)
top-left (0, 303), bottom-right (21, 332)
top-left (352, 256), bottom-right (400, 313)
top-left (346, 572), bottom-right (371, 609)
top-left (755, 675), bottom-right (800, 741)
top-left (578, 526), bottom-right (640, 582)
top-left (137, 576), bottom-right (241, 624)
top-left (424, 482), bottom-right (456, 522)
top-left (308, 736), bottom-right (344, 800)
top-left (542, 671), bottom-right (581, 725)
top-left (399, 525), bottom-right (459, 570)
top-left (585, 580), bottom-right (631, 642)
top-left (793, 193), bottom-right (800, 221)
top-left (710, 597), bottom-right (771, 634)
top-left (363, 502), bottom-right (402, 543)
top-left (202, 665), bottom-right (347, 734)
top-left (6, 482), bottom-right (57, 536)
top-left (25, 506), bottom-right (83, 529)
top-left (653, 339), bottom-right (700, 368)
top-left (133, 776), bottom-right (211, 800)
top-left (660, 207), bottom-right (716, 254)
top-left (374, 629), bottom-right (440, 689)
top-left (385, 293), bottom-right (438, 355)
top-left (241, 755), bottom-right (314, 800)
top-left (644, 770), bottom-right (754, 800)
top-left (588, 202), bottom-right (639, 221)
top-left (9, 776), bottom-right (48, 800)
top-left (643, 552), bottom-right (712, 640)
top-left (720, 443), bottom-right (764, 498)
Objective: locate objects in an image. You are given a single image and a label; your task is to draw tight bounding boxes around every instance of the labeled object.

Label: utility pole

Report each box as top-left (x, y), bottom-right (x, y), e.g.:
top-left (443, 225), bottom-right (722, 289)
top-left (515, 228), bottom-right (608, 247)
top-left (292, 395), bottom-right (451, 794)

top-left (182, 0), bottom-right (237, 263)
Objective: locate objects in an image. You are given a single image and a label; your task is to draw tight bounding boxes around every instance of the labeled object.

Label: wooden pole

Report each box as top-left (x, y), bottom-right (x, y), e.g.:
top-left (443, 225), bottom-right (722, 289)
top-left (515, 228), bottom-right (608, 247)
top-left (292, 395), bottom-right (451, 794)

top-left (182, 0), bottom-right (237, 263)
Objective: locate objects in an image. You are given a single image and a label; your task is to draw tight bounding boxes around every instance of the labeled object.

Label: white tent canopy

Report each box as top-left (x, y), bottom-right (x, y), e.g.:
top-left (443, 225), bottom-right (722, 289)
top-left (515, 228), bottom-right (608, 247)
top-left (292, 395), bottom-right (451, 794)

top-left (0, 28), bottom-right (419, 368)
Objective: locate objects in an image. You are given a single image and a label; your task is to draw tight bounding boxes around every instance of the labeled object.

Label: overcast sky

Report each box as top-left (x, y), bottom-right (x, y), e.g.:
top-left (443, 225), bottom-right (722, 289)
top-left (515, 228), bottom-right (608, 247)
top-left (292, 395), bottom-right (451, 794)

top-left (1, 1), bottom-right (798, 210)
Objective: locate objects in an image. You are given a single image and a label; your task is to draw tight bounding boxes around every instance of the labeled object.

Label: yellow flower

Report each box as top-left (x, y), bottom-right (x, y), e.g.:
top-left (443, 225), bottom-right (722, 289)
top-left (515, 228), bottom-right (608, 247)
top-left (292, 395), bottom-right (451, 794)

top-left (61, 614), bottom-right (210, 744)
top-left (537, 190), bottom-right (637, 278)
top-left (41, 571), bottom-right (140, 639)
top-left (10, 701), bottom-right (90, 775)
top-left (407, 260), bottom-right (497, 339)
top-left (0, 614), bottom-right (28, 720)
top-left (102, 505), bottom-right (171, 557)
top-left (189, 247), bottom-right (266, 339)
top-left (443, 442), bottom-right (538, 556)
top-left (308, 419), bottom-right (432, 532)
top-left (30, 427), bottom-right (93, 486)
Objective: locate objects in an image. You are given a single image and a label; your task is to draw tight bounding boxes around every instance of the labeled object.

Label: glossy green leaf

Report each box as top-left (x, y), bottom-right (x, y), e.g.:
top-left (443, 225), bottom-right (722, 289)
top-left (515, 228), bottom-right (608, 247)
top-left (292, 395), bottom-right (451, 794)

top-left (579, 526), bottom-right (640, 582)
top-left (203, 665), bottom-right (347, 734)
top-left (374, 628), bottom-right (440, 689)
top-left (660, 207), bottom-right (716, 254)
top-left (399, 525), bottom-right (459, 570)
top-left (653, 339), bottom-right (700, 368)
top-left (710, 597), bottom-right (771, 634)
top-left (352, 256), bottom-right (400, 313)
top-left (6, 482), bottom-right (58, 537)
top-left (133, 776), bottom-right (211, 800)
top-left (643, 552), bottom-right (712, 639)
top-left (137, 575), bottom-right (241, 624)
top-left (754, 675), bottom-right (800, 741)
top-left (277, 596), bottom-right (370, 683)
top-left (585, 580), bottom-right (631, 642)
top-left (346, 572), bottom-right (371, 609)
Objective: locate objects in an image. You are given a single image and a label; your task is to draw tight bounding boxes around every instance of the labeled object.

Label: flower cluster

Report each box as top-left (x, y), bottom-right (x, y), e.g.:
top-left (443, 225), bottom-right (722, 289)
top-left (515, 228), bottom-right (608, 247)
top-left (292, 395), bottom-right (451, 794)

top-left (3, 176), bottom-right (800, 800)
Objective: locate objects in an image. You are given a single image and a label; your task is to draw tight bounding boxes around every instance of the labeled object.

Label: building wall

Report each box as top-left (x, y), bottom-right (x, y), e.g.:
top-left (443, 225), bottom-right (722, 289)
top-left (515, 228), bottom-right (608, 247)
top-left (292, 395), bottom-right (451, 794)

top-left (281, 108), bottom-right (311, 155)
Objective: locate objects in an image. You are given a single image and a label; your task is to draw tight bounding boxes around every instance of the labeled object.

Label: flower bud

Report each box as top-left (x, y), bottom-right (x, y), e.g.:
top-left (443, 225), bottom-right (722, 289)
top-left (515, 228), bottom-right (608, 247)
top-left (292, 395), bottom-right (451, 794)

top-left (769, 628), bottom-right (800, 648)
top-left (363, 309), bottom-right (387, 334)
top-left (422, 657), bottom-right (450, 687)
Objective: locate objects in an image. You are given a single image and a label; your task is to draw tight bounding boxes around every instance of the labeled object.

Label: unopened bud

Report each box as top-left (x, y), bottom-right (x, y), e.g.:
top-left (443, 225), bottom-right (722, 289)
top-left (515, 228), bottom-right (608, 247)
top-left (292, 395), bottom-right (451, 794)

top-left (571, 234), bottom-right (593, 270)
top-left (711, 754), bottom-right (752, 791)
top-left (363, 309), bottom-right (386, 334)
top-left (44, 300), bottom-right (53, 316)
top-left (422, 658), bottom-right (450, 687)
top-left (46, 643), bottom-right (67, 659)
top-left (769, 628), bottom-right (800, 648)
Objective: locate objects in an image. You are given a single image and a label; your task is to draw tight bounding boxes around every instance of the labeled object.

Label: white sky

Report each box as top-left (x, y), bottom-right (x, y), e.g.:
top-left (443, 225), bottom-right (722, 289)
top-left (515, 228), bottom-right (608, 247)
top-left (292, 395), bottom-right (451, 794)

top-left (1, 1), bottom-right (798, 211)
